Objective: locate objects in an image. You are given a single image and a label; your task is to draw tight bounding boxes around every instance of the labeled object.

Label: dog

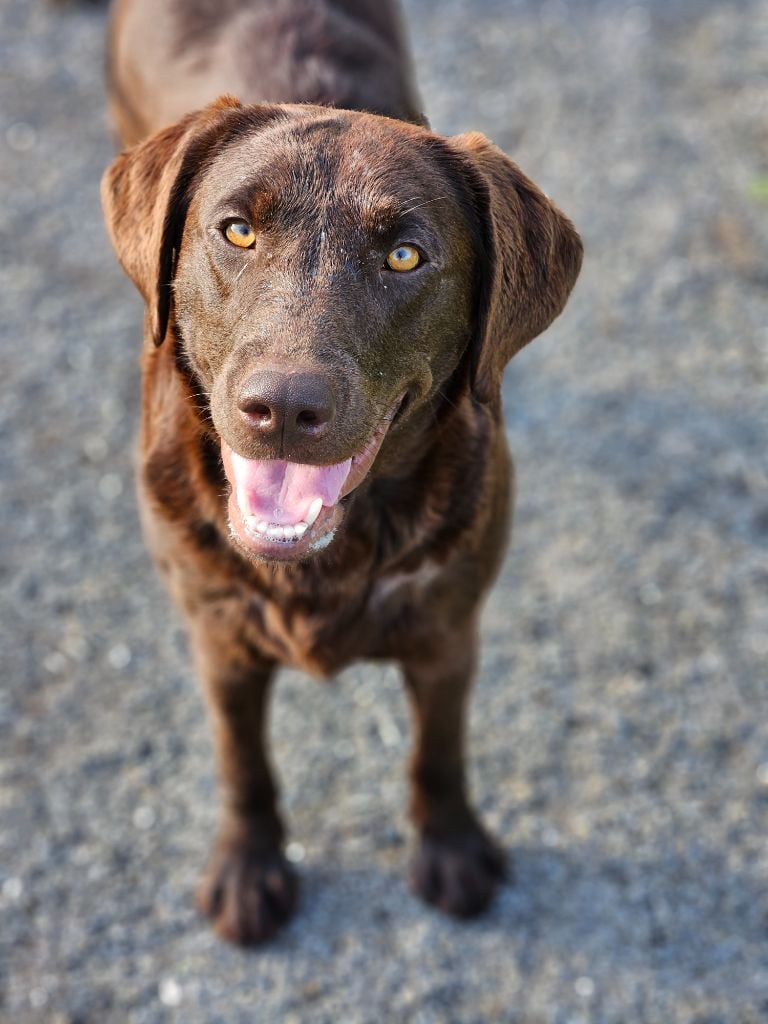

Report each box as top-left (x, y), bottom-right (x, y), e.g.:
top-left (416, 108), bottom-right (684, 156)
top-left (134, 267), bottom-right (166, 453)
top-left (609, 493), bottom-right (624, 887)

top-left (101, 0), bottom-right (582, 945)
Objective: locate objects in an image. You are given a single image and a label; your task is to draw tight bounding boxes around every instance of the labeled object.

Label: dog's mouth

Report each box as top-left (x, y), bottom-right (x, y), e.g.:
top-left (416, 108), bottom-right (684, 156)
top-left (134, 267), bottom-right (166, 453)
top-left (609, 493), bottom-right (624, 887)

top-left (221, 400), bottom-right (403, 561)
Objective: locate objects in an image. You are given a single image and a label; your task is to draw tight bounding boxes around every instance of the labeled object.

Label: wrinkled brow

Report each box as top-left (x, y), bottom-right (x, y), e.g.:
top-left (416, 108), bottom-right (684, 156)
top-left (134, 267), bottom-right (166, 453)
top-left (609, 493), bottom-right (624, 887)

top-left (220, 179), bottom-right (438, 235)
top-left (354, 195), bottom-right (416, 234)
top-left (222, 184), bottom-right (278, 226)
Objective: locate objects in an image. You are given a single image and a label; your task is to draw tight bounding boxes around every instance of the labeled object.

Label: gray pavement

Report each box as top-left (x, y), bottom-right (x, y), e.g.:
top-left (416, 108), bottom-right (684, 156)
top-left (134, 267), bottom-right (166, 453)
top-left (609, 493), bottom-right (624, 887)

top-left (2, 0), bottom-right (768, 1021)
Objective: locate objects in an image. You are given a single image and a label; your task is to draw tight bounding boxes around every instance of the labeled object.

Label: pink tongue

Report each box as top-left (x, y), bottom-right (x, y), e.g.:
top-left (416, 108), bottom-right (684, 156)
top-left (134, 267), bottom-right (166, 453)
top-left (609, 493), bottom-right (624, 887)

top-left (229, 450), bottom-right (352, 525)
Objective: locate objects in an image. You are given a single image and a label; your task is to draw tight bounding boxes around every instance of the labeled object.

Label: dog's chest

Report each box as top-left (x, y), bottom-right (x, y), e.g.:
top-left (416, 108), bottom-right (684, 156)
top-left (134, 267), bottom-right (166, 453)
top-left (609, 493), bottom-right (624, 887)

top-left (245, 561), bottom-right (443, 676)
top-left (368, 561), bottom-right (443, 608)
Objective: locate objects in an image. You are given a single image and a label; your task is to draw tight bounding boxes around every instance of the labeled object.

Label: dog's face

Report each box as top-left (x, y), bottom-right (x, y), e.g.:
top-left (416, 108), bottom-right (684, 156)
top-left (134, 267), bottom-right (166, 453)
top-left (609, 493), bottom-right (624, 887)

top-left (175, 110), bottom-right (480, 559)
top-left (102, 99), bottom-right (582, 563)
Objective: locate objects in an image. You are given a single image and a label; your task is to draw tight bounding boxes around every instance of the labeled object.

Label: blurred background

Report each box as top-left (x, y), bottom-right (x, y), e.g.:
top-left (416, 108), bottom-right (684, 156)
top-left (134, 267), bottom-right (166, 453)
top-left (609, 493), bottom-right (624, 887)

top-left (1, 0), bottom-right (767, 1021)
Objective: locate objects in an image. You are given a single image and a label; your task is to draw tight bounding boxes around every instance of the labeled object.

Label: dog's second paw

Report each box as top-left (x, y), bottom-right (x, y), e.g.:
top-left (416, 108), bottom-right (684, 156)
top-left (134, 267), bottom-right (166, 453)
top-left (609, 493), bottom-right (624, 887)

top-left (196, 836), bottom-right (298, 946)
top-left (410, 825), bottom-right (507, 918)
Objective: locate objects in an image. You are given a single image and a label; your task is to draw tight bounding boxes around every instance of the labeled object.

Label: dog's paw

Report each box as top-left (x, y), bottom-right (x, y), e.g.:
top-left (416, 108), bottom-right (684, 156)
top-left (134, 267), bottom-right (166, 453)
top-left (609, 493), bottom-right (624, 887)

top-left (410, 826), bottom-right (508, 918)
top-left (196, 837), bottom-right (298, 946)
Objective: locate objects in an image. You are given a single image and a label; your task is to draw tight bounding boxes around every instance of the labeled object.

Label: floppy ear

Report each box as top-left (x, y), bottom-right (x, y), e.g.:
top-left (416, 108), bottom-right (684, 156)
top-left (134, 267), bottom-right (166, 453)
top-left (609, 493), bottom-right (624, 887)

top-left (101, 97), bottom-right (283, 345)
top-left (448, 131), bottom-right (583, 405)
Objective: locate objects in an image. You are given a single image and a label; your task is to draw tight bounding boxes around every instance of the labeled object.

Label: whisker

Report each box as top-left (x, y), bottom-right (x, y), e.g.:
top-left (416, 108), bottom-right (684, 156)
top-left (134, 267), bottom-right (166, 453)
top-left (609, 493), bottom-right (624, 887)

top-left (436, 388), bottom-right (459, 411)
top-left (400, 194), bottom-right (450, 216)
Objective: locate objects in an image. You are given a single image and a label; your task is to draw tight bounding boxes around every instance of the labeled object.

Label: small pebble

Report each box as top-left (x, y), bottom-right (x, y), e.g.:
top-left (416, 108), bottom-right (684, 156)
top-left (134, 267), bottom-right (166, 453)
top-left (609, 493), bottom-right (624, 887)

top-left (43, 651), bottom-right (68, 675)
top-left (6, 121), bottom-right (37, 152)
top-left (83, 436), bottom-right (109, 462)
top-left (353, 686), bottom-right (375, 708)
top-left (375, 710), bottom-right (402, 748)
top-left (29, 987), bottom-right (48, 1009)
top-left (133, 805), bottom-right (156, 830)
top-left (108, 643), bottom-right (132, 670)
top-left (286, 842), bottom-right (305, 863)
top-left (71, 845), bottom-right (92, 866)
top-left (159, 978), bottom-right (183, 1008)
top-left (574, 976), bottom-right (595, 999)
top-left (2, 877), bottom-right (23, 901)
top-left (638, 582), bottom-right (663, 606)
top-left (99, 473), bottom-right (124, 500)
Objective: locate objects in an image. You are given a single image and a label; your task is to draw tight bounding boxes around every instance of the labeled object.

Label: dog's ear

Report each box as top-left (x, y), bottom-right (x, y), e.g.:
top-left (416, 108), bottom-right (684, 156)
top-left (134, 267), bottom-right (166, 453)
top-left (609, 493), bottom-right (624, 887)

top-left (448, 131), bottom-right (583, 405)
top-left (101, 96), bottom-right (281, 346)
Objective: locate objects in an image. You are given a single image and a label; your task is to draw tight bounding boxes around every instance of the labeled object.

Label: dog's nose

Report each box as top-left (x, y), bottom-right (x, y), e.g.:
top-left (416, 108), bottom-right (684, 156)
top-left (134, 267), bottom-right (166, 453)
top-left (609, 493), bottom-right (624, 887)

top-left (237, 369), bottom-right (336, 443)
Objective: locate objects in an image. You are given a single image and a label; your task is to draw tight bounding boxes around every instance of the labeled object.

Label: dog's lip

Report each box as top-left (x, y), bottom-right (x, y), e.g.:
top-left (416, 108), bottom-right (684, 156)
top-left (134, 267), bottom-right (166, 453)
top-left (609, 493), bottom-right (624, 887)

top-left (223, 396), bottom-right (403, 558)
top-left (338, 402), bottom-right (401, 498)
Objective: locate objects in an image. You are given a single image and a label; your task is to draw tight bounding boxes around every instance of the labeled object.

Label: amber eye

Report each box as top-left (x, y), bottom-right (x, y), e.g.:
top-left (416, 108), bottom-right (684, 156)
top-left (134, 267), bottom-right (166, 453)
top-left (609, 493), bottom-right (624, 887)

top-left (386, 244), bottom-right (421, 272)
top-left (225, 220), bottom-right (256, 248)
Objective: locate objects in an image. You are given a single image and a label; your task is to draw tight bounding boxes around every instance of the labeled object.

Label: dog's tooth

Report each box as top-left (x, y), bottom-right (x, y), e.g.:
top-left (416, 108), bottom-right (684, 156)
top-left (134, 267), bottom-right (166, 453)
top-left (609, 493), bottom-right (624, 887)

top-left (246, 516), bottom-right (312, 542)
top-left (305, 497), bottom-right (323, 527)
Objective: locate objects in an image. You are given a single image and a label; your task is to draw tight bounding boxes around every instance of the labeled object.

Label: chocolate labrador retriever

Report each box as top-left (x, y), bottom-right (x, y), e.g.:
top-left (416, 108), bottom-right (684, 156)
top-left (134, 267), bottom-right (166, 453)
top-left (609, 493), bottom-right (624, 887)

top-left (101, 0), bottom-right (582, 944)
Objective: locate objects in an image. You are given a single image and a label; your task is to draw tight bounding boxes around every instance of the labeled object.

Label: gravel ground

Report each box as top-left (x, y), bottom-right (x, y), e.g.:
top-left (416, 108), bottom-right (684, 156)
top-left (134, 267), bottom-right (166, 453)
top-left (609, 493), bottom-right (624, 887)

top-left (2, 0), bottom-right (768, 1021)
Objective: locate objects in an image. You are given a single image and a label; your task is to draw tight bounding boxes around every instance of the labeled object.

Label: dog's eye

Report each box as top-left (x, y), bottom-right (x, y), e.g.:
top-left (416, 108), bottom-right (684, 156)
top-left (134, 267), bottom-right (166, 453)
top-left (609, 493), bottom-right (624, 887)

top-left (224, 220), bottom-right (256, 248)
top-left (385, 245), bottom-right (421, 272)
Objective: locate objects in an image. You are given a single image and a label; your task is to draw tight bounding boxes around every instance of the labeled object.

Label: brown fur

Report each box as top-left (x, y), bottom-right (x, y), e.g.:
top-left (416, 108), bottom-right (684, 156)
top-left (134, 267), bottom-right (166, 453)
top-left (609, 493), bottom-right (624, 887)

top-left (102, 0), bottom-right (582, 945)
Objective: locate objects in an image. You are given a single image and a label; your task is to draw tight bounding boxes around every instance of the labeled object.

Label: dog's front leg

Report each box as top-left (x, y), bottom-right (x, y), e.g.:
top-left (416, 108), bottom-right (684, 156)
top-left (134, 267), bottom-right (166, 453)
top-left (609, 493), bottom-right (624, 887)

top-left (402, 626), bottom-right (507, 917)
top-left (190, 617), bottom-right (297, 945)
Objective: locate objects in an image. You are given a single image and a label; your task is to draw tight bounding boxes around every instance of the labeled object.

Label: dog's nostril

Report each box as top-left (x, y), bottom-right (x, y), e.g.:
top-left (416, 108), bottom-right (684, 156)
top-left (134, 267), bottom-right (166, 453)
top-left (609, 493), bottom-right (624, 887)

top-left (249, 403), bottom-right (272, 423)
top-left (295, 404), bottom-right (333, 433)
top-left (238, 394), bottom-right (274, 424)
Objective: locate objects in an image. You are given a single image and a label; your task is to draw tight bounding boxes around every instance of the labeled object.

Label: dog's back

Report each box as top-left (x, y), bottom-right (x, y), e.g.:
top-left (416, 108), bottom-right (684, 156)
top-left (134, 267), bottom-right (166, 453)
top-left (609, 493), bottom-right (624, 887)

top-left (108, 0), bottom-right (423, 145)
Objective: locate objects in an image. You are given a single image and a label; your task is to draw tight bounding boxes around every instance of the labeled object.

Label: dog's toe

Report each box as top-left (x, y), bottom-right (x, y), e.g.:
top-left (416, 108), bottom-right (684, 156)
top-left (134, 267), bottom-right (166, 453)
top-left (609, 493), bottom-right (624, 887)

top-left (410, 826), bottom-right (508, 918)
top-left (196, 837), bottom-right (298, 946)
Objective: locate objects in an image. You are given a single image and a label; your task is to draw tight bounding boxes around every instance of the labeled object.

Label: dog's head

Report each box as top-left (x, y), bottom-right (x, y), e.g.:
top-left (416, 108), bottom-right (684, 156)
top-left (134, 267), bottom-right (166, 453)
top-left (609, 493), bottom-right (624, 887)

top-left (102, 97), bottom-right (582, 562)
